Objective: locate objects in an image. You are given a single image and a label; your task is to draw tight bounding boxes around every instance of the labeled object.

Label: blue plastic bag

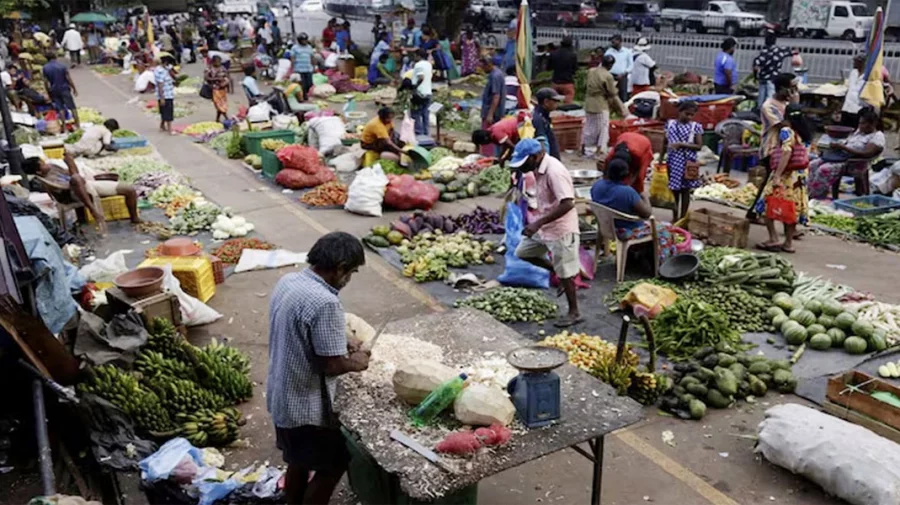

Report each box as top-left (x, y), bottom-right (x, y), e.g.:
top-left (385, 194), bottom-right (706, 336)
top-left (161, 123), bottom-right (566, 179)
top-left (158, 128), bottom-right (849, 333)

top-left (139, 437), bottom-right (204, 482)
top-left (497, 202), bottom-right (550, 289)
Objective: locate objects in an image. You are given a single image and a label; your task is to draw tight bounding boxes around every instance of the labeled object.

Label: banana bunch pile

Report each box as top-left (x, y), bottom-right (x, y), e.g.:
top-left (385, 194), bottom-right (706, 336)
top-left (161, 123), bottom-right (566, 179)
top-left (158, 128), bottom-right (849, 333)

top-left (135, 349), bottom-right (197, 381)
top-left (78, 365), bottom-right (173, 432)
top-left (146, 318), bottom-right (187, 361)
top-left (175, 408), bottom-right (245, 447)
top-left (201, 338), bottom-right (250, 376)
top-left (145, 376), bottom-right (226, 415)
top-left (189, 344), bottom-right (254, 404)
top-left (592, 359), bottom-right (636, 395)
top-left (628, 371), bottom-right (671, 406)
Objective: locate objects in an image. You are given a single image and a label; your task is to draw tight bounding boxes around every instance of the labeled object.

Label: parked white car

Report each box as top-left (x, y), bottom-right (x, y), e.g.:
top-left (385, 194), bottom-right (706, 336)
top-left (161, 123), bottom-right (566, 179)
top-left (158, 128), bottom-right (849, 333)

top-left (299, 0), bottom-right (322, 12)
top-left (470, 0), bottom-right (517, 22)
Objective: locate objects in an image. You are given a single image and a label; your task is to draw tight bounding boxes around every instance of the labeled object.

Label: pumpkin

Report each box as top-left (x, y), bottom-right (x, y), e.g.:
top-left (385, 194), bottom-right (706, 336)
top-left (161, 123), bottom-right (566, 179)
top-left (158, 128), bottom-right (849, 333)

top-left (835, 312), bottom-right (857, 331)
top-left (804, 299), bottom-right (823, 316)
top-left (783, 324), bottom-right (808, 345)
top-left (822, 299), bottom-right (844, 317)
top-left (851, 319), bottom-right (875, 339)
top-left (453, 383), bottom-right (516, 427)
top-left (809, 333), bottom-right (832, 350)
top-left (827, 327), bottom-right (847, 347)
top-left (392, 360), bottom-right (458, 404)
top-left (843, 336), bottom-right (868, 355)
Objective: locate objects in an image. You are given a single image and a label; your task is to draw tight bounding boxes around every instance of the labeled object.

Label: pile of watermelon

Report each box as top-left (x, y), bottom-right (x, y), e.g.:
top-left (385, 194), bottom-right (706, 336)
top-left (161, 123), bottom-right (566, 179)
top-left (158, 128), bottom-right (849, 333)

top-left (769, 293), bottom-right (885, 355)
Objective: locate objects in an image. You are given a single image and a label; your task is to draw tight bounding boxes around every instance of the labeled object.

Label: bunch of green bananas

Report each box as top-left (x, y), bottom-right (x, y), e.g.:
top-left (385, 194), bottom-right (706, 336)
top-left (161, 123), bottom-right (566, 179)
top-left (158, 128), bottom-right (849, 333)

top-left (175, 408), bottom-right (245, 447)
top-left (186, 345), bottom-right (254, 404)
top-left (145, 376), bottom-right (226, 416)
top-left (78, 365), bottom-right (173, 432)
top-left (135, 349), bottom-right (197, 382)
top-left (202, 338), bottom-right (250, 376)
top-left (146, 318), bottom-right (187, 361)
top-left (628, 371), bottom-right (672, 406)
top-left (591, 359), bottom-right (635, 395)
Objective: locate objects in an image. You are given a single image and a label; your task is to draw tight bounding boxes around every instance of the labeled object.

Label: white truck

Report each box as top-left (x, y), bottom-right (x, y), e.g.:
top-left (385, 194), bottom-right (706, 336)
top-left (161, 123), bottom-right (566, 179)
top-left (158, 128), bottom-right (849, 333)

top-left (787, 0), bottom-right (872, 41)
top-left (217, 0), bottom-right (260, 14)
top-left (660, 1), bottom-right (767, 36)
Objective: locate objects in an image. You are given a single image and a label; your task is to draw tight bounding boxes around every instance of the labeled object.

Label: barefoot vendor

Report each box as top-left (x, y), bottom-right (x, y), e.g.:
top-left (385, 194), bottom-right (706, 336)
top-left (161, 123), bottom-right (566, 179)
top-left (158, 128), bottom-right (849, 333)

top-left (267, 232), bottom-right (370, 505)
top-left (361, 107), bottom-right (404, 167)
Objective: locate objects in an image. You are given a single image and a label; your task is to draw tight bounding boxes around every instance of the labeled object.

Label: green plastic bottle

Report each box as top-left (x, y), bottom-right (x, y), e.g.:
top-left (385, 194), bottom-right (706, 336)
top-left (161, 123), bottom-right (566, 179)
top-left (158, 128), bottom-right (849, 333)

top-left (409, 373), bottom-right (468, 426)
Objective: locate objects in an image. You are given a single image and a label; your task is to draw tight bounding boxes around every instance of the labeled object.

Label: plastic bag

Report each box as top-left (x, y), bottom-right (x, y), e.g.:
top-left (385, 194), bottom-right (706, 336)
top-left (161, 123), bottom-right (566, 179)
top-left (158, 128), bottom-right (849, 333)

top-left (621, 283), bottom-right (678, 316)
top-left (345, 165), bottom-right (389, 217)
top-left (139, 437), bottom-right (204, 482)
top-left (757, 403), bottom-right (900, 505)
top-left (78, 250), bottom-right (131, 283)
top-left (497, 202), bottom-right (550, 289)
top-left (400, 111), bottom-right (416, 146)
top-left (310, 83), bottom-right (336, 98)
top-left (307, 116), bottom-right (345, 156)
top-left (161, 265), bottom-right (222, 326)
top-left (234, 249), bottom-right (308, 273)
top-left (182, 48), bottom-right (192, 62)
top-left (649, 163), bottom-right (676, 209)
top-left (134, 70), bottom-right (155, 92)
top-left (272, 113), bottom-right (298, 130)
top-left (329, 149), bottom-right (364, 173)
top-left (274, 167), bottom-right (335, 189)
top-left (312, 73), bottom-right (328, 86)
top-left (383, 174), bottom-right (440, 210)
top-left (276, 145), bottom-right (321, 174)
top-left (247, 102), bottom-right (273, 122)
top-left (275, 58), bottom-right (292, 82)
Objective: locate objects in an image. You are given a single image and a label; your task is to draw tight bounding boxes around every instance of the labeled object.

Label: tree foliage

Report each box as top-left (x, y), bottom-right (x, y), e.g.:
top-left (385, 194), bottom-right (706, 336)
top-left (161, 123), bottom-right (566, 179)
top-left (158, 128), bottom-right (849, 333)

top-left (0, 0), bottom-right (46, 16)
top-left (425, 0), bottom-right (470, 39)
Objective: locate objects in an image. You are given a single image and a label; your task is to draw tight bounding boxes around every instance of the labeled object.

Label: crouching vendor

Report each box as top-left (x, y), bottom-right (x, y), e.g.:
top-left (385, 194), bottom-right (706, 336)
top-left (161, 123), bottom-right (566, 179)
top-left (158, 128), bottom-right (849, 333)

top-left (361, 106), bottom-right (404, 167)
top-left (23, 150), bottom-right (141, 235)
top-left (471, 115), bottom-right (520, 164)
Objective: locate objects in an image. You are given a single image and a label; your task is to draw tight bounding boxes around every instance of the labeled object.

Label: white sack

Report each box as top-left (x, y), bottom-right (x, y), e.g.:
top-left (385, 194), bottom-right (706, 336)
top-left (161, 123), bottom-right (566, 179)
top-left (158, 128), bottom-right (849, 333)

top-left (344, 165), bottom-right (388, 217)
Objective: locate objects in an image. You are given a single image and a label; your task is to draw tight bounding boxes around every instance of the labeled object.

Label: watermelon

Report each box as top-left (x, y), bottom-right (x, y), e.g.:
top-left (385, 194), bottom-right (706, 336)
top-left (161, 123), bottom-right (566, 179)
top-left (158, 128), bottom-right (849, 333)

top-left (870, 334), bottom-right (888, 352)
top-left (767, 307), bottom-right (786, 320)
top-left (843, 336), bottom-right (868, 354)
top-left (835, 312), bottom-right (857, 331)
top-left (781, 319), bottom-right (802, 335)
top-left (784, 325), bottom-right (808, 345)
top-left (809, 333), bottom-right (832, 350)
top-left (790, 308), bottom-right (817, 327)
top-left (806, 324), bottom-right (826, 336)
top-left (822, 299), bottom-right (844, 316)
top-left (772, 314), bottom-right (789, 328)
top-left (851, 320), bottom-right (875, 339)
top-left (827, 327), bottom-right (847, 347)
top-left (817, 314), bottom-right (835, 329)
top-left (804, 299), bottom-right (823, 316)
top-left (774, 293), bottom-right (797, 311)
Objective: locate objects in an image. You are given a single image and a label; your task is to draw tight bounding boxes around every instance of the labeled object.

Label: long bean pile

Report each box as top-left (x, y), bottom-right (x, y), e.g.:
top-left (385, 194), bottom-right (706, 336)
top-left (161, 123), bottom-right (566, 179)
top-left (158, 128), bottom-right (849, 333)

top-left (651, 299), bottom-right (744, 361)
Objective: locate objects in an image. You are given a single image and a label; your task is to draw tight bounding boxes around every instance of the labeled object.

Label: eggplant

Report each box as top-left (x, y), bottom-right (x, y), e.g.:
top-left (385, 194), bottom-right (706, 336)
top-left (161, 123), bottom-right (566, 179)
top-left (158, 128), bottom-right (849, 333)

top-left (400, 215), bottom-right (411, 224)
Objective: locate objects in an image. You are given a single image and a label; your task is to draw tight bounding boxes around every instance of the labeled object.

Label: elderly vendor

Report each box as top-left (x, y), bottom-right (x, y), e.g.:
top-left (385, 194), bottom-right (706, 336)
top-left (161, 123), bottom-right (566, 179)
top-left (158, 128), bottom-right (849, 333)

top-left (360, 107), bottom-right (404, 167)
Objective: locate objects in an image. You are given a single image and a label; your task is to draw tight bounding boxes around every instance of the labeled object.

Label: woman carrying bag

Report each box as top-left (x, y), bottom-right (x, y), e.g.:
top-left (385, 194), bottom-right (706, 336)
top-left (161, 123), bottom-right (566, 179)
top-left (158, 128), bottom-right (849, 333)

top-left (754, 103), bottom-right (811, 253)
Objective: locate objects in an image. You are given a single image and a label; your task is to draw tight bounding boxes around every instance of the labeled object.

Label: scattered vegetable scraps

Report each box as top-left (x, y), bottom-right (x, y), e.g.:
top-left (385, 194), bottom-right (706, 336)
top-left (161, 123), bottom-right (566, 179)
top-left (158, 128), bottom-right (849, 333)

top-left (212, 238), bottom-right (276, 265)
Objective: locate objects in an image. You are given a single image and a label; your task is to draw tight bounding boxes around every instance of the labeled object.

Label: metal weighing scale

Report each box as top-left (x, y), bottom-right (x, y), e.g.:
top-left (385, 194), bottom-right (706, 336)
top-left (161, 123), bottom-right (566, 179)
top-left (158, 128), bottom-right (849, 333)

top-left (506, 346), bottom-right (568, 428)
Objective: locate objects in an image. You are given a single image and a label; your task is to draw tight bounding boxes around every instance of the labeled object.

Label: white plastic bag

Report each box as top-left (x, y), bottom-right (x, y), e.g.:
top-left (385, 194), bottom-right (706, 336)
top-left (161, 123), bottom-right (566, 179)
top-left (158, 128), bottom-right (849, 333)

top-left (272, 113), bottom-right (298, 130)
top-left (247, 102), bottom-right (274, 122)
top-left (308, 116), bottom-right (345, 156)
top-left (400, 111), bottom-right (416, 146)
top-left (311, 82), bottom-right (336, 98)
top-left (182, 48), bottom-right (192, 62)
top-left (134, 70), bottom-right (155, 92)
top-left (139, 437), bottom-right (204, 482)
top-left (234, 249), bottom-right (308, 273)
top-left (121, 53), bottom-right (132, 72)
top-left (345, 165), bottom-right (389, 217)
top-left (78, 250), bottom-right (131, 283)
top-left (757, 403), bottom-right (900, 505)
top-left (160, 265), bottom-right (222, 326)
top-left (275, 58), bottom-right (292, 82)
top-left (328, 148), bottom-right (364, 173)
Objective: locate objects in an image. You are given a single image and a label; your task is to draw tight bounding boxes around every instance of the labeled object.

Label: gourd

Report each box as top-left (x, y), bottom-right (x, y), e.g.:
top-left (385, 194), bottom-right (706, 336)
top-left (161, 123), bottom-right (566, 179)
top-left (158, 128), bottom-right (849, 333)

top-left (393, 360), bottom-right (457, 404)
top-left (453, 383), bottom-right (516, 427)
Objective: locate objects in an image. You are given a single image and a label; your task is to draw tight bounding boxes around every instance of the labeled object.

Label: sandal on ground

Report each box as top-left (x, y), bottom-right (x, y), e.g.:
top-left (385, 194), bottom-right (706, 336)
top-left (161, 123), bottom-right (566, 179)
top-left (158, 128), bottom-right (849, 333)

top-left (781, 245), bottom-right (796, 254)
top-left (755, 242), bottom-right (783, 252)
top-left (553, 315), bottom-right (585, 328)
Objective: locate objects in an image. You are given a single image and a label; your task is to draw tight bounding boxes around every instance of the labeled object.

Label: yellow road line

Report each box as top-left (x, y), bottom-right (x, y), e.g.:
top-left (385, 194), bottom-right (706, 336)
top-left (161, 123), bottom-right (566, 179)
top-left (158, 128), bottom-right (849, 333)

top-left (615, 430), bottom-right (741, 505)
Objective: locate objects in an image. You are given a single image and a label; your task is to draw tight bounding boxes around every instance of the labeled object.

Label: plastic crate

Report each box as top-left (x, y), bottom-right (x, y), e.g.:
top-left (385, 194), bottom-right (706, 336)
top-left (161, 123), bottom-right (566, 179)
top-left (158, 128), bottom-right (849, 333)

top-left (44, 146), bottom-right (65, 159)
top-left (139, 256), bottom-right (216, 302)
top-left (639, 127), bottom-right (665, 154)
top-left (694, 102), bottom-right (736, 131)
top-left (86, 195), bottom-right (131, 223)
top-left (112, 136), bottom-right (149, 149)
top-left (207, 254), bottom-right (225, 285)
top-left (609, 118), bottom-right (663, 147)
top-left (834, 195), bottom-right (900, 216)
top-left (260, 149), bottom-right (283, 179)
top-left (242, 130), bottom-right (295, 156)
top-left (551, 115), bottom-right (584, 152)
top-left (342, 428), bottom-right (478, 505)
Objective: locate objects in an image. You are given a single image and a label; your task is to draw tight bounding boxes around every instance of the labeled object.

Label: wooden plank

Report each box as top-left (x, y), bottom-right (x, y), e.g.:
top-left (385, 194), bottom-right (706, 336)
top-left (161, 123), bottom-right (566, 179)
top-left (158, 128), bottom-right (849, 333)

top-left (822, 401), bottom-right (900, 445)
top-left (826, 370), bottom-right (900, 432)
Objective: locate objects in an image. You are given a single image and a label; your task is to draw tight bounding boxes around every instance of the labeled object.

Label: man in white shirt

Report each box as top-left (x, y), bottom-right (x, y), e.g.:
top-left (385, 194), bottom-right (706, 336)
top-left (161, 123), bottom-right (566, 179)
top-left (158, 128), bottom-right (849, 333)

top-left (604, 34), bottom-right (632, 102)
top-left (841, 54), bottom-right (870, 128)
top-left (61, 24), bottom-right (84, 67)
top-left (411, 49), bottom-right (433, 136)
top-left (631, 37), bottom-right (656, 95)
top-left (66, 119), bottom-right (120, 158)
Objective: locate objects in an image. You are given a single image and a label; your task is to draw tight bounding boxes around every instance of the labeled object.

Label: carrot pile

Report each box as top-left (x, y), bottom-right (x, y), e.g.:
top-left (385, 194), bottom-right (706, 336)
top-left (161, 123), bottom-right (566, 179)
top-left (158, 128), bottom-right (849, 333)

top-left (299, 181), bottom-right (348, 207)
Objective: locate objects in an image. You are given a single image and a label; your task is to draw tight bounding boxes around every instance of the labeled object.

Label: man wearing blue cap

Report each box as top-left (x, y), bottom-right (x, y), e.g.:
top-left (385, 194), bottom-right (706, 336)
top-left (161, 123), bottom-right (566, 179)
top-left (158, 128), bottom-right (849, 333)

top-left (510, 139), bottom-right (582, 327)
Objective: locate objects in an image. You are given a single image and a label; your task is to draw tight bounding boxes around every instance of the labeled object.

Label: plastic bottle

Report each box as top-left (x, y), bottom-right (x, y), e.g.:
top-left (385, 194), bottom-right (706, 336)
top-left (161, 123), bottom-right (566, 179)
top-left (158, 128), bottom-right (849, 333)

top-left (409, 373), bottom-right (468, 426)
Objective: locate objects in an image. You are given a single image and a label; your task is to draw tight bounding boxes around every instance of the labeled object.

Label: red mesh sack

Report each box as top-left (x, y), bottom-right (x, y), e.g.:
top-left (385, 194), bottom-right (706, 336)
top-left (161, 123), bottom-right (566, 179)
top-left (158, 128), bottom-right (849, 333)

top-left (383, 175), bottom-right (440, 211)
top-left (274, 167), bottom-right (336, 189)
top-left (475, 424), bottom-right (512, 446)
top-left (277, 145), bottom-right (322, 174)
top-left (435, 431), bottom-right (481, 455)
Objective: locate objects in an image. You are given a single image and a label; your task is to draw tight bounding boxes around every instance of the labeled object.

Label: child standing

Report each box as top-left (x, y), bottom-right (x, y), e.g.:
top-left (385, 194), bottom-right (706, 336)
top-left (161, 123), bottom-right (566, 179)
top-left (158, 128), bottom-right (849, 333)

top-left (662, 101), bottom-right (704, 221)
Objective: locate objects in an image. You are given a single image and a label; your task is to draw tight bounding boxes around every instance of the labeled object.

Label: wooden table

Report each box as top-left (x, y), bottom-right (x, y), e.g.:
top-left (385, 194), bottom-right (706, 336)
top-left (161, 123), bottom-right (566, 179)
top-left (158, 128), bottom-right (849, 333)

top-left (336, 309), bottom-right (644, 504)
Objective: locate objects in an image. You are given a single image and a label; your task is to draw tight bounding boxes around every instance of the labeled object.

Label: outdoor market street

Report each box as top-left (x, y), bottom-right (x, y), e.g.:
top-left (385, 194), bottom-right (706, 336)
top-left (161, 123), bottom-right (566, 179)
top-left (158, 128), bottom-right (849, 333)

top-left (57, 61), bottom-right (899, 505)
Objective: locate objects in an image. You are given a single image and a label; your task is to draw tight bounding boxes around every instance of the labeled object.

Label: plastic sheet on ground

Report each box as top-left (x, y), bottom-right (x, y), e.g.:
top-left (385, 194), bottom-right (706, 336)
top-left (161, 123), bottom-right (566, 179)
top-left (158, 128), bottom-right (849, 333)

top-left (234, 249), bottom-right (308, 273)
top-left (74, 309), bottom-right (149, 365)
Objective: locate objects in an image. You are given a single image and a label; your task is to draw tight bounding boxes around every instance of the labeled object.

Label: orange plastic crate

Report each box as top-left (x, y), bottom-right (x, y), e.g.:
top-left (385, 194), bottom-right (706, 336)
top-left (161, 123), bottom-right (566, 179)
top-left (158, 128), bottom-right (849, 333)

top-left (138, 256), bottom-right (216, 302)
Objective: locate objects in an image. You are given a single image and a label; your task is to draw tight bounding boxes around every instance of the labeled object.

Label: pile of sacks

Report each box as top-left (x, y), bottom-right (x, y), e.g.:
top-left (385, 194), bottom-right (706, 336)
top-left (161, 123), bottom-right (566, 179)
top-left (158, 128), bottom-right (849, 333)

top-left (274, 145), bottom-right (335, 189)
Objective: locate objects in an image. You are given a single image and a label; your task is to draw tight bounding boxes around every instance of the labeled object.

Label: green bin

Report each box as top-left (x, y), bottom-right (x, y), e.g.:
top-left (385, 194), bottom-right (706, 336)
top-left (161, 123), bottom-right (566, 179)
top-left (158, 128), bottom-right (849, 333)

top-left (702, 131), bottom-right (719, 152)
top-left (260, 149), bottom-right (283, 179)
top-left (242, 129), bottom-right (295, 156)
top-left (342, 428), bottom-right (478, 505)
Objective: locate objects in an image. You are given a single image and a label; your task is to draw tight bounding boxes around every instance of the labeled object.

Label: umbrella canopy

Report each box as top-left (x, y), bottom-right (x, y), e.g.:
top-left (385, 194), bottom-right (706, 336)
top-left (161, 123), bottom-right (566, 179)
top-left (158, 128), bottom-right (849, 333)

top-left (860, 6), bottom-right (885, 109)
top-left (70, 12), bottom-right (116, 24)
top-left (4, 11), bottom-right (32, 20)
top-left (515, 0), bottom-right (533, 107)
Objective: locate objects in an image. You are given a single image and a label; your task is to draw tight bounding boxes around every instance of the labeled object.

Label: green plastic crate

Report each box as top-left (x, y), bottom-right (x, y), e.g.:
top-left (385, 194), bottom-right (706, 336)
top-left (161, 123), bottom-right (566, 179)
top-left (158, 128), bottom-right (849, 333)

top-left (343, 428), bottom-right (478, 505)
top-left (242, 129), bottom-right (295, 156)
top-left (260, 149), bottom-right (282, 179)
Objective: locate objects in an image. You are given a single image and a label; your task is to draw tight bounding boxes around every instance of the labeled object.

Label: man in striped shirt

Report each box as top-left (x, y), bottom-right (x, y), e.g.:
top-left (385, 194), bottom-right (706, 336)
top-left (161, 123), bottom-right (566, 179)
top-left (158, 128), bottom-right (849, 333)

top-left (290, 33), bottom-right (315, 100)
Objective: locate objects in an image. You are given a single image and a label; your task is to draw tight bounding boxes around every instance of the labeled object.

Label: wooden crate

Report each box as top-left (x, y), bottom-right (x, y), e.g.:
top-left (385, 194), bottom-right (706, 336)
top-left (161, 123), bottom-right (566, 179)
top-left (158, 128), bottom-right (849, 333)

top-left (684, 208), bottom-right (749, 248)
top-left (106, 287), bottom-right (182, 328)
top-left (822, 400), bottom-right (900, 445)
top-left (826, 370), bottom-right (900, 433)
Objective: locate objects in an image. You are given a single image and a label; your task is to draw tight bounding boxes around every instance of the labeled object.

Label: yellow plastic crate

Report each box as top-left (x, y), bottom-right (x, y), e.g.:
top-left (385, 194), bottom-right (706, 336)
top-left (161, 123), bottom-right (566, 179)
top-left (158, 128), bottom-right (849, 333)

top-left (44, 146), bottom-right (64, 159)
top-left (138, 256), bottom-right (216, 303)
top-left (86, 195), bottom-right (131, 223)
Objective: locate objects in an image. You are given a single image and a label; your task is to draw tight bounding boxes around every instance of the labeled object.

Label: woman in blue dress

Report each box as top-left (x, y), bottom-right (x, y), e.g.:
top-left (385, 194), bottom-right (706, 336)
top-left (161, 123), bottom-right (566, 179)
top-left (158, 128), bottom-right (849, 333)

top-left (662, 100), bottom-right (704, 221)
top-left (419, 29), bottom-right (448, 82)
